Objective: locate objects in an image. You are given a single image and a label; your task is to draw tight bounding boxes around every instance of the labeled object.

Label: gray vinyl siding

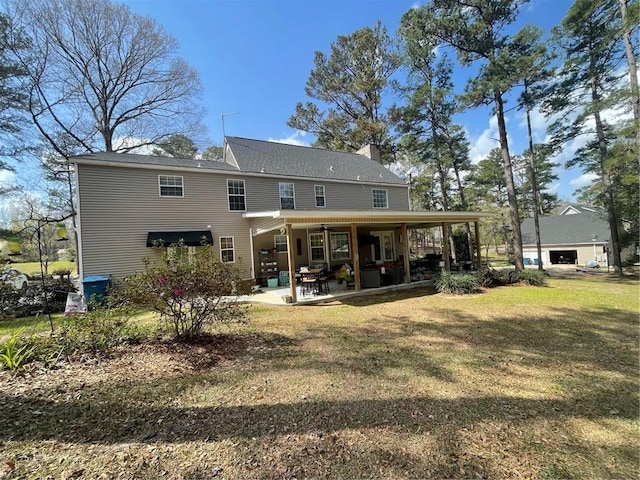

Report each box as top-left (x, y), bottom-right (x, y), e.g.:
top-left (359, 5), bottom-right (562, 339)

top-left (76, 163), bottom-right (409, 280)
top-left (77, 164), bottom-right (253, 279)
top-left (245, 177), bottom-right (409, 211)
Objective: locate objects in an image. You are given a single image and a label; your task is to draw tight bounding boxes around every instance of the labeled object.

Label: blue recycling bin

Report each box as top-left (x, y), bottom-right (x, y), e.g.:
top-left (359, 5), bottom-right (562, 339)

top-left (82, 275), bottom-right (111, 304)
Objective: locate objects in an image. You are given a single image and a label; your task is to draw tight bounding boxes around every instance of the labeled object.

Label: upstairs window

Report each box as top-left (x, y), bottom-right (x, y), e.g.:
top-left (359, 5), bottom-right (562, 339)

top-left (372, 188), bottom-right (388, 209)
top-left (227, 179), bottom-right (246, 211)
top-left (159, 175), bottom-right (183, 197)
top-left (279, 182), bottom-right (295, 209)
top-left (315, 185), bottom-right (326, 207)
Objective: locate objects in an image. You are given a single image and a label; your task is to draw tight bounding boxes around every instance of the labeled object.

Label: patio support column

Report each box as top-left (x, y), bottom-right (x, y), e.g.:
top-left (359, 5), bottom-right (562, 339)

top-left (441, 222), bottom-right (451, 272)
top-left (401, 223), bottom-right (410, 283)
top-left (286, 223), bottom-right (297, 303)
top-left (474, 221), bottom-right (482, 269)
top-left (350, 223), bottom-right (361, 291)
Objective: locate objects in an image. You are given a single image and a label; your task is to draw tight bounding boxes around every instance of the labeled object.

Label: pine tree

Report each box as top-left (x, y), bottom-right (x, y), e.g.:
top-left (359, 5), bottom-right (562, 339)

top-left (547, 0), bottom-right (628, 276)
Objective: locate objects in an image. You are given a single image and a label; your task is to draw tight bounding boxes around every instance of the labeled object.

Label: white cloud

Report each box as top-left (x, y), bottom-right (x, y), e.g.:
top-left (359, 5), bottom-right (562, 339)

top-left (515, 106), bottom-right (557, 144)
top-left (467, 115), bottom-right (516, 163)
top-left (544, 182), bottom-right (561, 194)
top-left (0, 170), bottom-right (16, 189)
top-left (569, 172), bottom-right (598, 188)
top-left (267, 130), bottom-right (310, 147)
top-left (113, 135), bottom-right (156, 154)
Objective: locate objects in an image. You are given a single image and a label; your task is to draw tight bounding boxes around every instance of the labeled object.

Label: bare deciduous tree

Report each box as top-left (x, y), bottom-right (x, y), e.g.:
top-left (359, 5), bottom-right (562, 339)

top-left (6, 0), bottom-right (205, 157)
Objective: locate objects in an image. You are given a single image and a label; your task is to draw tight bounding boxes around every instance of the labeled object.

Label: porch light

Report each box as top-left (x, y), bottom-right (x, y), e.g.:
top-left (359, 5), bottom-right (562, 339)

top-left (56, 223), bottom-right (69, 241)
top-left (7, 237), bottom-right (21, 256)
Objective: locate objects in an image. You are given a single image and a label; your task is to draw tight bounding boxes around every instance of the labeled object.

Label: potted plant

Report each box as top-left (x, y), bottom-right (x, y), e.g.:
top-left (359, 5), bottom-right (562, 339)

top-left (335, 265), bottom-right (355, 287)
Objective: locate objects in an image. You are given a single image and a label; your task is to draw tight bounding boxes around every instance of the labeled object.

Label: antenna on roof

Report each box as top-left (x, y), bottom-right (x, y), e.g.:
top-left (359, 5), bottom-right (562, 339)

top-left (221, 112), bottom-right (238, 143)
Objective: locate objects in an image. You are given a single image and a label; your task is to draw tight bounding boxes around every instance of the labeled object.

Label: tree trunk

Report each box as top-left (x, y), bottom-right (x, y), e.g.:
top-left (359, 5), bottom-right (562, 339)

top-left (619, 0), bottom-right (640, 150)
top-left (591, 77), bottom-right (623, 276)
top-left (451, 159), bottom-right (474, 259)
top-left (524, 81), bottom-right (544, 271)
top-left (494, 89), bottom-right (524, 270)
top-left (434, 148), bottom-right (457, 263)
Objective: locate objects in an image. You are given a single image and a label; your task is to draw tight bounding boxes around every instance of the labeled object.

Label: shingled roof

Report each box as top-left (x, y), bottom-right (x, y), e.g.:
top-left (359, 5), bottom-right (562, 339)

top-left (71, 151), bottom-right (239, 172)
top-left (225, 136), bottom-right (406, 185)
top-left (72, 137), bottom-right (408, 186)
top-left (521, 213), bottom-right (610, 245)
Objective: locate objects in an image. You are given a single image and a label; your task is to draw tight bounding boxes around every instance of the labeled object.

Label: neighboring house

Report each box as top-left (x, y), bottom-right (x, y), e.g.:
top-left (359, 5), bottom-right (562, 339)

top-left (72, 136), bottom-right (489, 302)
top-left (521, 204), bottom-right (611, 267)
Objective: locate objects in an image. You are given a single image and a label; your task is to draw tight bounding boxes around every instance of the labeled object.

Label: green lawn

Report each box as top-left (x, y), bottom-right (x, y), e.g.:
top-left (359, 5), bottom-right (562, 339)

top-left (0, 275), bottom-right (638, 479)
top-left (6, 260), bottom-right (76, 277)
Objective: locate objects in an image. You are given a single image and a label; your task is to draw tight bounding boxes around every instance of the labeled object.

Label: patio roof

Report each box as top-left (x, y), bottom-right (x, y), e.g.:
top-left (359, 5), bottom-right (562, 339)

top-left (243, 209), bottom-right (493, 231)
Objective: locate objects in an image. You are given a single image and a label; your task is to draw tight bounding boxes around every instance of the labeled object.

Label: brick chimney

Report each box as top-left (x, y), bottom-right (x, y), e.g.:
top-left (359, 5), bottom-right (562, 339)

top-left (356, 144), bottom-right (382, 164)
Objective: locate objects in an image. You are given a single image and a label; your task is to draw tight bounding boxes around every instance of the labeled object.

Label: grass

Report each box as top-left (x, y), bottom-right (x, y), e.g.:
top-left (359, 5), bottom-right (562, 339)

top-left (0, 275), bottom-right (638, 479)
top-left (6, 260), bottom-right (76, 277)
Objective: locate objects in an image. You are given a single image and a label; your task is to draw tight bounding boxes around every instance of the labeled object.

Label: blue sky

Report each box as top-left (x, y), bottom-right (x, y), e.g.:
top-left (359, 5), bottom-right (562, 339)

top-left (4, 0), bottom-right (589, 206)
top-left (120, 0), bottom-right (586, 201)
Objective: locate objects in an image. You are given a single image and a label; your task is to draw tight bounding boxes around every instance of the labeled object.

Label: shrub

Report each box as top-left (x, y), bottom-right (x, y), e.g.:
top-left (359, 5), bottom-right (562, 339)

top-left (56, 303), bottom-right (148, 354)
top-left (435, 271), bottom-right (480, 295)
top-left (517, 269), bottom-right (548, 286)
top-left (120, 245), bottom-right (252, 339)
top-left (491, 269), bottom-right (520, 285)
top-left (477, 268), bottom-right (548, 287)
top-left (475, 265), bottom-right (495, 288)
top-left (0, 283), bottom-right (21, 320)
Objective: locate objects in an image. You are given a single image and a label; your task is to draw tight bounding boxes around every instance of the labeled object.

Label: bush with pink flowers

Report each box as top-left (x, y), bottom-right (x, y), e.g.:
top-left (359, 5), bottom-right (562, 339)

top-left (120, 245), bottom-right (252, 339)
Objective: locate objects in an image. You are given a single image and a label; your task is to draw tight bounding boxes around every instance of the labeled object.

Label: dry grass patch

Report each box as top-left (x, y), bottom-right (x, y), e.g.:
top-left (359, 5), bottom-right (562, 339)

top-left (0, 277), bottom-right (638, 479)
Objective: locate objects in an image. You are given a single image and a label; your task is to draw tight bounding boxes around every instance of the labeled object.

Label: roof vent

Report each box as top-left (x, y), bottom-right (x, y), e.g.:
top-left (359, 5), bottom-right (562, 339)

top-left (357, 175), bottom-right (361, 181)
top-left (260, 167), bottom-right (265, 173)
top-left (197, 162), bottom-right (202, 168)
top-left (329, 166), bottom-right (335, 171)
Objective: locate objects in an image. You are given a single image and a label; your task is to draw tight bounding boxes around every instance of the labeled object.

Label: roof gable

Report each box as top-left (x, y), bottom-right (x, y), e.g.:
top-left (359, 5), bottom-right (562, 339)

top-left (558, 203), bottom-right (601, 215)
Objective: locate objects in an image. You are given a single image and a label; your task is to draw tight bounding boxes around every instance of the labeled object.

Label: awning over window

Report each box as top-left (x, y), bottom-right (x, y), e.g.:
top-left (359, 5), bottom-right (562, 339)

top-left (146, 230), bottom-right (213, 247)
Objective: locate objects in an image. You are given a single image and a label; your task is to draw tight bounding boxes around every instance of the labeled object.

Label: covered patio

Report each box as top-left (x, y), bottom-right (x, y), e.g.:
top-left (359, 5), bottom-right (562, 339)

top-left (244, 210), bottom-right (492, 304)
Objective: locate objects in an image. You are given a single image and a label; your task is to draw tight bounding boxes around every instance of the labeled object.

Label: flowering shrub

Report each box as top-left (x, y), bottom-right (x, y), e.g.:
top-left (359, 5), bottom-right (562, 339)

top-left (119, 246), bottom-right (252, 338)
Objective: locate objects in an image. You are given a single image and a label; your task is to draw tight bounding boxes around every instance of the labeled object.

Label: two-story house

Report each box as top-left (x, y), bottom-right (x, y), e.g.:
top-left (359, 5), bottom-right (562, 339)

top-left (72, 136), bottom-right (489, 302)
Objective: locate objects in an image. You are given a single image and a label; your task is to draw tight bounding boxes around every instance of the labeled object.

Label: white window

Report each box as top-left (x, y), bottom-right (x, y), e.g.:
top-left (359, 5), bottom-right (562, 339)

top-left (274, 234), bottom-right (288, 252)
top-left (314, 185), bottom-right (326, 207)
top-left (159, 175), bottom-right (183, 197)
top-left (309, 233), bottom-right (325, 262)
top-left (167, 245), bottom-right (196, 264)
top-left (330, 232), bottom-right (350, 261)
top-left (279, 182), bottom-right (295, 209)
top-left (227, 179), bottom-right (246, 211)
top-left (219, 236), bottom-right (235, 263)
top-left (372, 188), bottom-right (388, 208)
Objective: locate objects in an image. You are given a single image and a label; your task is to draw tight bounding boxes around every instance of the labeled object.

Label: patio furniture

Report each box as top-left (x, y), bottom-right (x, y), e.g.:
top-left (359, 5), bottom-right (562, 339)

top-left (360, 268), bottom-right (381, 288)
top-left (300, 268), bottom-right (323, 295)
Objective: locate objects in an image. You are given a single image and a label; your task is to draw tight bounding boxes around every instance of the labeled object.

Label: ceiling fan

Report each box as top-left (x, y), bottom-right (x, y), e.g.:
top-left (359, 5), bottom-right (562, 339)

top-left (319, 224), bottom-right (335, 232)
